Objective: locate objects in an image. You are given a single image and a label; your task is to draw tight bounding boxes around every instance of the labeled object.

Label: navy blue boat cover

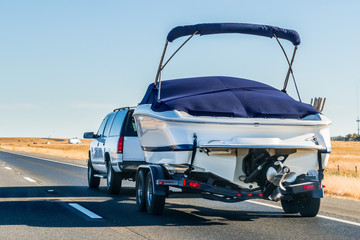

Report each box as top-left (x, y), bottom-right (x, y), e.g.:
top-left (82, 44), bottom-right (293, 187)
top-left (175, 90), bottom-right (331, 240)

top-left (140, 76), bottom-right (318, 119)
top-left (167, 23), bottom-right (300, 45)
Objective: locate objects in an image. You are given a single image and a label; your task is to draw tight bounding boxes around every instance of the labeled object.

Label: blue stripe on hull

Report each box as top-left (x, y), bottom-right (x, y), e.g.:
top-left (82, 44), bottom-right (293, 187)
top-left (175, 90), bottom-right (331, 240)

top-left (142, 144), bottom-right (193, 152)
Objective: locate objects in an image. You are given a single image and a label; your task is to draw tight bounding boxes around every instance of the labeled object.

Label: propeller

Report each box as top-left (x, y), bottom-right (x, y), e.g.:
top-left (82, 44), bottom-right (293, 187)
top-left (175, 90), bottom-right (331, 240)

top-left (266, 165), bottom-right (297, 188)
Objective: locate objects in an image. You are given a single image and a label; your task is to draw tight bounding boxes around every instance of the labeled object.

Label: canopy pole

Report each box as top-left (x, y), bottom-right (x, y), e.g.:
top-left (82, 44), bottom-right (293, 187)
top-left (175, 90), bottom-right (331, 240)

top-left (273, 34), bottom-right (302, 102)
top-left (157, 71), bottom-right (162, 100)
top-left (283, 46), bottom-right (297, 92)
top-left (155, 31), bottom-right (198, 100)
top-left (154, 40), bottom-right (169, 88)
top-left (161, 31), bottom-right (198, 71)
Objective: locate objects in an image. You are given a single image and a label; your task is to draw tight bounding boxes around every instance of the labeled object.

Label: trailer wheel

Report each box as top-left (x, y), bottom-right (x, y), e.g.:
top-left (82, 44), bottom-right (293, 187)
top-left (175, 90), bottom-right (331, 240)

top-left (106, 160), bottom-right (122, 194)
top-left (145, 172), bottom-right (165, 215)
top-left (88, 160), bottom-right (100, 188)
top-left (136, 169), bottom-right (146, 212)
top-left (298, 193), bottom-right (320, 217)
top-left (281, 199), bottom-right (299, 214)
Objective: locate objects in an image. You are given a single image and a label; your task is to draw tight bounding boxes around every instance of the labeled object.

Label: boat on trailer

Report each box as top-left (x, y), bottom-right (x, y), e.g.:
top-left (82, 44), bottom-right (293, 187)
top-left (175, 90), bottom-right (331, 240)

top-left (133, 23), bottom-right (331, 216)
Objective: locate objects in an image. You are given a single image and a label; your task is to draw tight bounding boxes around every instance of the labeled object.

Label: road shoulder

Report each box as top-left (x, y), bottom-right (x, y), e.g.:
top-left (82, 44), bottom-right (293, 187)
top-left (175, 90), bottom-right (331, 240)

top-left (0, 150), bottom-right (87, 167)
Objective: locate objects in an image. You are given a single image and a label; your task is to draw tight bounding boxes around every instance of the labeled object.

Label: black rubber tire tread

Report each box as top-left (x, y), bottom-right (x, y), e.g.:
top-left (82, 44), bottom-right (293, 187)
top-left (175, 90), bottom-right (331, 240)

top-left (145, 172), bottom-right (165, 215)
top-left (136, 169), bottom-right (147, 212)
top-left (106, 160), bottom-right (122, 194)
top-left (281, 199), bottom-right (299, 214)
top-left (299, 193), bottom-right (321, 217)
top-left (88, 160), bottom-right (100, 189)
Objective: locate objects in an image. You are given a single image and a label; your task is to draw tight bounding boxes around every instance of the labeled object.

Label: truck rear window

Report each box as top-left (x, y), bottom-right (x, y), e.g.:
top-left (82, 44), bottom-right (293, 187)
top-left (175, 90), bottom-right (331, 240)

top-left (122, 111), bottom-right (137, 137)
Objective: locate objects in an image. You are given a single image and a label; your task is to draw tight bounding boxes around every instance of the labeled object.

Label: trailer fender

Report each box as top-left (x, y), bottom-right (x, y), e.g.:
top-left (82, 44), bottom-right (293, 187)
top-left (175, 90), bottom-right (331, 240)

top-left (137, 165), bottom-right (167, 196)
top-left (312, 188), bottom-right (324, 198)
top-left (307, 169), bottom-right (323, 198)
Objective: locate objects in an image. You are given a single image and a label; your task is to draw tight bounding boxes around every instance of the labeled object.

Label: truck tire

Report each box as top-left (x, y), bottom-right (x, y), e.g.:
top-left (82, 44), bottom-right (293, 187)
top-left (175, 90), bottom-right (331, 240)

top-left (136, 169), bottom-right (146, 212)
top-left (298, 193), bottom-right (320, 217)
top-left (106, 160), bottom-right (122, 194)
top-left (88, 160), bottom-right (100, 188)
top-left (145, 171), bottom-right (165, 215)
top-left (281, 199), bottom-right (299, 214)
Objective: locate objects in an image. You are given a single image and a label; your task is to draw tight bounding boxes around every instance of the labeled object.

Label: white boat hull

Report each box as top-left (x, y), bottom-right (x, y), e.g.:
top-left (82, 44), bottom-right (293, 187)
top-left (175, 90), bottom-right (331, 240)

top-left (133, 104), bottom-right (331, 189)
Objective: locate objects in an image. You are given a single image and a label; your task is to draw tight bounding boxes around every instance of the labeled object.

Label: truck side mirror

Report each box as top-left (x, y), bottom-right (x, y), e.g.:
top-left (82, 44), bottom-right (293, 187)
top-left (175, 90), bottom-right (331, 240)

top-left (83, 132), bottom-right (96, 139)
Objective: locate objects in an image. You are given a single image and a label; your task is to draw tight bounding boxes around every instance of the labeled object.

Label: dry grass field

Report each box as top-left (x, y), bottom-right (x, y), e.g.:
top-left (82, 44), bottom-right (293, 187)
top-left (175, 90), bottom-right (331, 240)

top-left (325, 141), bottom-right (360, 200)
top-left (326, 141), bottom-right (360, 176)
top-left (0, 138), bottom-right (359, 200)
top-left (0, 137), bottom-right (91, 161)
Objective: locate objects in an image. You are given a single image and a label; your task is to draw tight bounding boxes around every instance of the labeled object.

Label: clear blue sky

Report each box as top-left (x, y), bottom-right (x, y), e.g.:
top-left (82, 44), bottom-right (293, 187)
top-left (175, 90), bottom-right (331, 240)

top-left (1, 0), bottom-right (359, 138)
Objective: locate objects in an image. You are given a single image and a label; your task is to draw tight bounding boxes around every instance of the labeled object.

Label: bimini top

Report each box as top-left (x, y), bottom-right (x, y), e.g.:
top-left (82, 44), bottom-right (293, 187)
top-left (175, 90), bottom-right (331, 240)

top-left (167, 23), bottom-right (300, 45)
top-left (140, 76), bottom-right (318, 119)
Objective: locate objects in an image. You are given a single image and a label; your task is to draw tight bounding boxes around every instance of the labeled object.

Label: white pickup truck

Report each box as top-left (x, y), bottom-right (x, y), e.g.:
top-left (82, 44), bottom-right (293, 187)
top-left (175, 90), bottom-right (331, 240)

top-left (83, 107), bottom-right (145, 194)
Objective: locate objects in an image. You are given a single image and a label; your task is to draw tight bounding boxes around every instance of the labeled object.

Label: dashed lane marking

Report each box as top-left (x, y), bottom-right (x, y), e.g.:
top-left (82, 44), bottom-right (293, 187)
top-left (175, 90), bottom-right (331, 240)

top-left (68, 203), bottom-right (102, 219)
top-left (4, 166), bottom-right (12, 170)
top-left (23, 177), bottom-right (37, 183)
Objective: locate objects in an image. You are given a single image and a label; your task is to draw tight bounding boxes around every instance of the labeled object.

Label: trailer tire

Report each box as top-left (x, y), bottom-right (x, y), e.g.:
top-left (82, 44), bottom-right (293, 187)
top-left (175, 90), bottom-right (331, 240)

top-left (136, 169), bottom-right (147, 212)
top-left (106, 160), bottom-right (122, 194)
top-left (281, 199), bottom-right (299, 214)
top-left (88, 160), bottom-right (100, 188)
top-left (145, 172), bottom-right (165, 215)
top-left (299, 193), bottom-right (320, 217)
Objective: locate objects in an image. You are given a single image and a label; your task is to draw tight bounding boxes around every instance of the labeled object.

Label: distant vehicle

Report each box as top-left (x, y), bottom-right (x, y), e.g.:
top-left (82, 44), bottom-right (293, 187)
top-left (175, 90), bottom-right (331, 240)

top-left (83, 107), bottom-right (145, 194)
top-left (68, 138), bottom-right (81, 144)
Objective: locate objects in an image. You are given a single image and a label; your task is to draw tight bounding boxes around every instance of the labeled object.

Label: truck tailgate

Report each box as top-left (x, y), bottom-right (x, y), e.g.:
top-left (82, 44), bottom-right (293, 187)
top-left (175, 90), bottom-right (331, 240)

top-left (123, 136), bottom-right (144, 161)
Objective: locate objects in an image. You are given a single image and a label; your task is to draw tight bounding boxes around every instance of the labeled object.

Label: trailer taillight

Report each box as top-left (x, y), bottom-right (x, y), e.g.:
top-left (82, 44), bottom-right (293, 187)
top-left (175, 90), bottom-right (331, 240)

top-left (237, 193), bottom-right (262, 198)
top-left (303, 184), bottom-right (314, 191)
top-left (189, 182), bottom-right (201, 188)
top-left (117, 136), bottom-right (124, 153)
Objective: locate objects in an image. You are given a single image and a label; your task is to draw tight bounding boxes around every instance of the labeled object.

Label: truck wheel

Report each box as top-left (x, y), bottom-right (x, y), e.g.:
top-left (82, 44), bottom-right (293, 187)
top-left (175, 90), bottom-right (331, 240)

top-left (88, 160), bottom-right (100, 188)
top-left (145, 172), bottom-right (165, 215)
top-left (106, 160), bottom-right (122, 194)
top-left (281, 199), bottom-right (299, 214)
top-left (136, 169), bottom-right (146, 212)
top-left (298, 193), bottom-right (320, 217)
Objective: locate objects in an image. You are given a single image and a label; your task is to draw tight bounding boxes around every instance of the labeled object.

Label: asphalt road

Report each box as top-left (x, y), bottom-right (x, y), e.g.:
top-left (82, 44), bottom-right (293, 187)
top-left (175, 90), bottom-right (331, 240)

top-left (1, 150), bottom-right (359, 240)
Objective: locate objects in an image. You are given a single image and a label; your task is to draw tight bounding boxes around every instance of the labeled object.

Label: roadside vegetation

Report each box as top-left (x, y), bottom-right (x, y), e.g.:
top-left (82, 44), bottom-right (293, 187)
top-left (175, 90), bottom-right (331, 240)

top-left (331, 133), bottom-right (360, 141)
top-left (325, 141), bottom-right (360, 200)
top-left (0, 138), bottom-right (90, 160)
top-left (0, 138), bottom-right (359, 200)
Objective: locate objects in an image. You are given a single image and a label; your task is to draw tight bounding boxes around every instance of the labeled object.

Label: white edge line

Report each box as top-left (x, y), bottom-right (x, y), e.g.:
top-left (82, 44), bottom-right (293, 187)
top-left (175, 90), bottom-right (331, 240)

top-left (4, 166), bottom-right (13, 170)
top-left (246, 200), bottom-right (282, 209)
top-left (1, 151), bottom-right (86, 169)
top-left (317, 215), bottom-right (360, 227)
top-left (23, 177), bottom-right (37, 183)
top-left (69, 203), bottom-right (102, 219)
top-left (247, 200), bottom-right (360, 227)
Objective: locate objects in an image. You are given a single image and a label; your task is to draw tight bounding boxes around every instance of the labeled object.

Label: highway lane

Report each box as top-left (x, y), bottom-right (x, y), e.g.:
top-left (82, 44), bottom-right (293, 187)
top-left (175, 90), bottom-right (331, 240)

top-left (0, 150), bottom-right (359, 240)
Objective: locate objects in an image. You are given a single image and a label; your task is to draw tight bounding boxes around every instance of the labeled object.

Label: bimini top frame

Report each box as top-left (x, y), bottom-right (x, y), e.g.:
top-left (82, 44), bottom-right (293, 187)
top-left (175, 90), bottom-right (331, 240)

top-left (154, 23), bottom-right (302, 101)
